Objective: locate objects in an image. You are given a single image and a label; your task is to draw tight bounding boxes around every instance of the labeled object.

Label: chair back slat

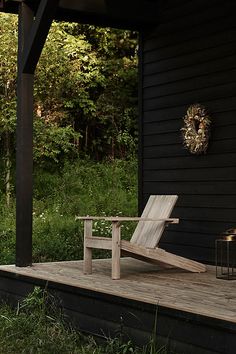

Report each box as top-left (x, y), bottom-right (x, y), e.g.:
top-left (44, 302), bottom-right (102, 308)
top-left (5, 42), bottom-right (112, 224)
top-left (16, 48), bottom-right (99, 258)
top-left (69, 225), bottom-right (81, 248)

top-left (130, 195), bottom-right (178, 248)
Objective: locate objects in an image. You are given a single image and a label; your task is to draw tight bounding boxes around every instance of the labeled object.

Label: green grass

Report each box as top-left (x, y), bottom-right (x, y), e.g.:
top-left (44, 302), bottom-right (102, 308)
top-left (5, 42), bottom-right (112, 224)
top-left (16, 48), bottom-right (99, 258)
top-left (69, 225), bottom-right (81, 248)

top-left (0, 158), bottom-right (138, 264)
top-left (0, 287), bottom-right (170, 354)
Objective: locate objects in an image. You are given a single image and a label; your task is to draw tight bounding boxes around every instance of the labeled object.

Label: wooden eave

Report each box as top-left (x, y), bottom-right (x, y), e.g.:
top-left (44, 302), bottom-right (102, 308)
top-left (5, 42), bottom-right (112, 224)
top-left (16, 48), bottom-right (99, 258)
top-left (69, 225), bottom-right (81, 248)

top-left (0, 0), bottom-right (159, 29)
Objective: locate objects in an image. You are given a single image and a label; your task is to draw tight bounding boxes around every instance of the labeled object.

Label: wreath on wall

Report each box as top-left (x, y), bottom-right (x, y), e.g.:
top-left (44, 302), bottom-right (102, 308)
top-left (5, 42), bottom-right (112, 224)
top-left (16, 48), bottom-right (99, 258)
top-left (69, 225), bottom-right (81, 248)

top-left (181, 104), bottom-right (211, 155)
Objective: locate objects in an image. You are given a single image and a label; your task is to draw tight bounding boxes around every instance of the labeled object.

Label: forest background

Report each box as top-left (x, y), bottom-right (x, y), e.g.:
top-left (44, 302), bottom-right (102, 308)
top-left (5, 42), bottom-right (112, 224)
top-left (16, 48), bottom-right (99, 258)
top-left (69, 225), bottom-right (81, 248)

top-left (0, 13), bottom-right (138, 264)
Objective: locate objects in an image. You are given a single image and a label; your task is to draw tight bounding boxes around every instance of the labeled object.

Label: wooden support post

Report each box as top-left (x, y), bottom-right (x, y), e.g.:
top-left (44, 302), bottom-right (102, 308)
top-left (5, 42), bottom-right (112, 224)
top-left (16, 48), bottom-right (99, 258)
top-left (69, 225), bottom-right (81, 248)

top-left (16, 3), bottom-right (34, 267)
top-left (138, 31), bottom-right (144, 216)
top-left (15, 0), bottom-right (58, 267)
top-left (22, 0), bottom-right (60, 74)
top-left (112, 221), bottom-right (121, 280)
top-left (83, 220), bottom-right (93, 274)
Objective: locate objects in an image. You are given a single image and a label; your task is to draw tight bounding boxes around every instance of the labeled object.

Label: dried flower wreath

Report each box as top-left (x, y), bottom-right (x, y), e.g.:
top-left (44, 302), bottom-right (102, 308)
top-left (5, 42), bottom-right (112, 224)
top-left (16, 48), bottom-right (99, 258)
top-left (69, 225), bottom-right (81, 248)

top-left (181, 104), bottom-right (211, 154)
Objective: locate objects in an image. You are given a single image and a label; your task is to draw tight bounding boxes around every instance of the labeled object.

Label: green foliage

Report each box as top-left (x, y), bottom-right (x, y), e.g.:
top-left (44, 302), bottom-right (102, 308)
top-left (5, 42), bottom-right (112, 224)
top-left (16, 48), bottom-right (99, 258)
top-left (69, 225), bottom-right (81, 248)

top-left (0, 14), bottom-right (17, 134)
top-left (0, 13), bottom-right (138, 207)
top-left (0, 287), bottom-right (172, 353)
top-left (0, 14), bottom-right (18, 205)
top-left (0, 203), bottom-right (15, 264)
top-left (0, 14), bottom-right (138, 165)
top-left (33, 119), bottom-right (81, 163)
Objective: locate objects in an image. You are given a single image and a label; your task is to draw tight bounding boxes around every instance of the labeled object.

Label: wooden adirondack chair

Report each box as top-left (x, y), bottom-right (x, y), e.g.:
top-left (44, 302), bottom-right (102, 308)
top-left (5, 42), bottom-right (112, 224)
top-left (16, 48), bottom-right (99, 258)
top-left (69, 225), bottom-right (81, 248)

top-left (76, 195), bottom-right (206, 279)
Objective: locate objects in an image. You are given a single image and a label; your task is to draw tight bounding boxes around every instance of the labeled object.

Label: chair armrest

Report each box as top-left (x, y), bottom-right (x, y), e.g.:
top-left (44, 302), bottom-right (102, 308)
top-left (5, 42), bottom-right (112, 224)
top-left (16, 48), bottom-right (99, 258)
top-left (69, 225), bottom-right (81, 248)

top-left (75, 216), bottom-right (179, 224)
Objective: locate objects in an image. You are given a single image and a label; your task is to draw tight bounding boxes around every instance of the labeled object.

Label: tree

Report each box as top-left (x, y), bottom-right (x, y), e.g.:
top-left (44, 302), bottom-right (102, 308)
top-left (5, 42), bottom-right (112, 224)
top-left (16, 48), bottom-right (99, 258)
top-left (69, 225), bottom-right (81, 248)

top-left (0, 14), bottom-right (18, 206)
top-left (58, 23), bottom-right (138, 159)
top-left (0, 14), bottom-right (138, 179)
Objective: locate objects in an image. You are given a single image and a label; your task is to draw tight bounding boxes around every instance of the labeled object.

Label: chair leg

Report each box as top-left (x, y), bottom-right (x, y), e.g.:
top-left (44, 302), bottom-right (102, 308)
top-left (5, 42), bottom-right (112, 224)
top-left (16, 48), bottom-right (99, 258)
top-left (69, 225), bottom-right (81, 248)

top-left (112, 221), bottom-right (121, 279)
top-left (83, 220), bottom-right (92, 274)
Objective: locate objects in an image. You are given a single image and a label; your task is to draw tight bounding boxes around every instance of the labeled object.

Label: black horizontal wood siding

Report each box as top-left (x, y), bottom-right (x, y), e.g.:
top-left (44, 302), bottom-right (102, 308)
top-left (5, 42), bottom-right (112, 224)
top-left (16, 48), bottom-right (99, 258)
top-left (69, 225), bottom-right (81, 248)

top-left (140, 0), bottom-right (236, 263)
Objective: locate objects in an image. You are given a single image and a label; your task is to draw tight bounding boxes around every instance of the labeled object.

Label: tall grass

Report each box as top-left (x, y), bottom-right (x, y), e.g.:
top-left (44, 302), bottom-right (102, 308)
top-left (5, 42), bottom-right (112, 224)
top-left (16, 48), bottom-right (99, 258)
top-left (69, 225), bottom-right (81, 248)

top-left (0, 158), bottom-right (138, 264)
top-left (0, 287), bottom-right (170, 354)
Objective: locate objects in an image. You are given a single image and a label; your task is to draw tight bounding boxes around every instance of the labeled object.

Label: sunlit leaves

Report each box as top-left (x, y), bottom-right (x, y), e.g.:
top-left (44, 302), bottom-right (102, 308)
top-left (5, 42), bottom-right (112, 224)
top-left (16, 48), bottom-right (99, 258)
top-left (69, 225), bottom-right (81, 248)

top-left (0, 14), bottom-right (138, 162)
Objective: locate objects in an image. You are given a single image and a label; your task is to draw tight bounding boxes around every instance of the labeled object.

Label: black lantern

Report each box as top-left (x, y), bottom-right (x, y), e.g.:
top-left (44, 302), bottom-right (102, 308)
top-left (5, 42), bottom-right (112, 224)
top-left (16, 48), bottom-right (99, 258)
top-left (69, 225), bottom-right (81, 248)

top-left (216, 229), bottom-right (236, 280)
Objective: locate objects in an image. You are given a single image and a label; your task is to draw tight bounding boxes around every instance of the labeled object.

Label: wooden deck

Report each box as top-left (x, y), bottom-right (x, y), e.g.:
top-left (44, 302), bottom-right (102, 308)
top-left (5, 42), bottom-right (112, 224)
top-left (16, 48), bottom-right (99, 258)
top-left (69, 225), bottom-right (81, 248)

top-left (0, 258), bottom-right (235, 323)
top-left (0, 258), bottom-right (235, 353)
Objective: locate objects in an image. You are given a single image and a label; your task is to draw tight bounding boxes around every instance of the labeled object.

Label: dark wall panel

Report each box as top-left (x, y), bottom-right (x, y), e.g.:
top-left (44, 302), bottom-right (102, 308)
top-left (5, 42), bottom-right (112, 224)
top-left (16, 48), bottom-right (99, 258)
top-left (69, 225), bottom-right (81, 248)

top-left (141, 0), bottom-right (236, 263)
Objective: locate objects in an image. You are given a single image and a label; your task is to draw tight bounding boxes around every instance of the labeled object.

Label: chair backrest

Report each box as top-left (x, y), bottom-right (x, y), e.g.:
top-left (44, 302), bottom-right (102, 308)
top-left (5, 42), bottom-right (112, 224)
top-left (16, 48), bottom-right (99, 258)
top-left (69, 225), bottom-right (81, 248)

top-left (130, 195), bottom-right (178, 248)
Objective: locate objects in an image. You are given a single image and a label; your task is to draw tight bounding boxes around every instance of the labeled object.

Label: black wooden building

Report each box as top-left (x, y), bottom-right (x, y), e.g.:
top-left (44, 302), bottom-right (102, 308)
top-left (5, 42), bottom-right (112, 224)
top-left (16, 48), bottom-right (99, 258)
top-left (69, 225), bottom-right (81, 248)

top-left (0, 0), bottom-right (236, 354)
top-left (1, 0), bottom-right (236, 267)
top-left (139, 0), bottom-right (236, 264)
top-left (1, 1), bottom-right (236, 353)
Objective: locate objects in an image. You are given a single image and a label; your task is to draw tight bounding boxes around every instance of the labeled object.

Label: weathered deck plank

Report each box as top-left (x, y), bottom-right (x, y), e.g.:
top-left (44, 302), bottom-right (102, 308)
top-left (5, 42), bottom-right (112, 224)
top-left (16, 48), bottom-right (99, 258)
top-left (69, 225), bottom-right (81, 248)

top-left (0, 258), bottom-right (235, 324)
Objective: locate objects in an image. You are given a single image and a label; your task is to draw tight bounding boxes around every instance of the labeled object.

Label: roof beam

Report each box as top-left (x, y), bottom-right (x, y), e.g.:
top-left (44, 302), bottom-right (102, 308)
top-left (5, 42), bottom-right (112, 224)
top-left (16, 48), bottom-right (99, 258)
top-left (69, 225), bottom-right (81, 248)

top-left (1, 0), bottom-right (159, 29)
top-left (21, 0), bottom-right (59, 74)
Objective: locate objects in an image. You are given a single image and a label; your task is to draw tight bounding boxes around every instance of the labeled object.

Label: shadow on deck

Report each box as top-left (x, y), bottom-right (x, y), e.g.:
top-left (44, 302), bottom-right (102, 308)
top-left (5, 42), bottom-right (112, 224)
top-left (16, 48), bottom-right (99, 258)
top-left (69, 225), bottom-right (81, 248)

top-left (0, 258), bottom-right (235, 354)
